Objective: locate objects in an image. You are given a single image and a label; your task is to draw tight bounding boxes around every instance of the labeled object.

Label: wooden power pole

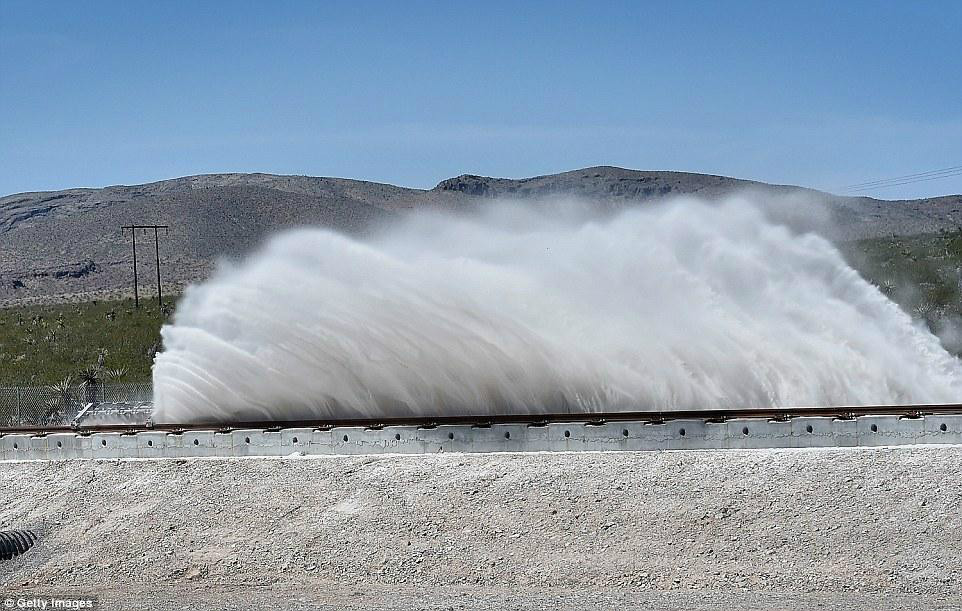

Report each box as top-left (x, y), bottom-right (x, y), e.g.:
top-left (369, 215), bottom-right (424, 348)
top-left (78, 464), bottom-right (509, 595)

top-left (122, 225), bottom-right (169, 308)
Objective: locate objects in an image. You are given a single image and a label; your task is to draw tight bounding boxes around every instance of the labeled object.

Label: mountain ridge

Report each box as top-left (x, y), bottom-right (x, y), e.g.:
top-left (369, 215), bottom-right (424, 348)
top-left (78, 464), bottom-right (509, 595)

top-left (2, 166), bottom-right (960, 305)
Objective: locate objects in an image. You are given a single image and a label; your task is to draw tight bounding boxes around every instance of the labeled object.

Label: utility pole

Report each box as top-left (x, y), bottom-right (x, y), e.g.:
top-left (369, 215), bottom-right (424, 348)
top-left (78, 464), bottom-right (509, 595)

top-left (122, 225), bottom-right (169, 309)
top-left (130, 227), bottom-right (139, 308)
top-left (153, 226), bottom-right (163, 307)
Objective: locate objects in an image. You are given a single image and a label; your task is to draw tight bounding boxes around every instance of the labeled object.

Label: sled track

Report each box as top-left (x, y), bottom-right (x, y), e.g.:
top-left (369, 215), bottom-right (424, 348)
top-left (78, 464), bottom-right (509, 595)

top-left (2, 404), bottom-right (962, 460)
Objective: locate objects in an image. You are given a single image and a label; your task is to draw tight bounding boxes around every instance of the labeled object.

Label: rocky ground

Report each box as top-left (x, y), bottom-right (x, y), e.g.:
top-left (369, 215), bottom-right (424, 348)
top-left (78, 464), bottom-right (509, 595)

top-left (3, 584), bottom-right (957, 610)
top-left (1, 446), bottom-right (961, 609)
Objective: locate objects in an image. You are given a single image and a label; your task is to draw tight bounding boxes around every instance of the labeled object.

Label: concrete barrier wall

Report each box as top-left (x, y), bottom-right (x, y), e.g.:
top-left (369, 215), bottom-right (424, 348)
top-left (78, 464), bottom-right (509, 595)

top-left (2, 414), bottom-right (961, 461)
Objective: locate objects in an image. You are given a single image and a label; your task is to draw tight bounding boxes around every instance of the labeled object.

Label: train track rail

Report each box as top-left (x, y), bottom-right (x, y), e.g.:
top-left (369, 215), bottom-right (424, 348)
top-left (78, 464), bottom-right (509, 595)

top-left (4, 403), bottom-right (962, 436)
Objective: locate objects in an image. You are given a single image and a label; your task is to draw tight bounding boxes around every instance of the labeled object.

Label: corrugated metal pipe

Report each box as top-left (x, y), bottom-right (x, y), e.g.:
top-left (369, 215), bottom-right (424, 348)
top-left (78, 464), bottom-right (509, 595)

top-left (0, 530), bottom-right (38, 561)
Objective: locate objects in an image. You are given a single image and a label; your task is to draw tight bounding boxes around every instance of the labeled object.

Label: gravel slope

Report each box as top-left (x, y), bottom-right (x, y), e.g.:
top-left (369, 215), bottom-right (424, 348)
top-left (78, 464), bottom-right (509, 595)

top-left (1, 447), bottom-right (961, 609)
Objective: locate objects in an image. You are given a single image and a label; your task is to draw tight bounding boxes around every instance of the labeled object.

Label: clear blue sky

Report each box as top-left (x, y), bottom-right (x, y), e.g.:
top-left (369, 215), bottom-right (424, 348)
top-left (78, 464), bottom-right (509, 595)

top-left (1, 0), bottom-right (960, 199)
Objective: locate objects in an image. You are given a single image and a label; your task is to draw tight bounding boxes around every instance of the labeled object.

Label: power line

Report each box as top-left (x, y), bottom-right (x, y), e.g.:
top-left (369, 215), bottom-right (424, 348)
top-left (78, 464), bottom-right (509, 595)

top-left (842, 164), bottom-right (962, 189)
top-left (843, 168), bottom-right (962, 193)
top-left (847, 171), bottom-right (962, 192)
top-left (839, 165), bottom-right (962, 192)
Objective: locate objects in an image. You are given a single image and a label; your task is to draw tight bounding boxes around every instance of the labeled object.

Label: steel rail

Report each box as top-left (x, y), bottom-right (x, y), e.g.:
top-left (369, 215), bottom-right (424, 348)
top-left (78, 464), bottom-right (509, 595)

top-left (3, 403), bottom-right (962, 436)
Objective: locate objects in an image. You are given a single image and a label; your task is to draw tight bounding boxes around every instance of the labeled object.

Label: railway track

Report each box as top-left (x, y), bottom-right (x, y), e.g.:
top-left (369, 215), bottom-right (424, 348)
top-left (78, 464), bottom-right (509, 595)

top-left (3, 404), bottom-right (962, 460)
top-left (2, 403), bottom-right (962, 435)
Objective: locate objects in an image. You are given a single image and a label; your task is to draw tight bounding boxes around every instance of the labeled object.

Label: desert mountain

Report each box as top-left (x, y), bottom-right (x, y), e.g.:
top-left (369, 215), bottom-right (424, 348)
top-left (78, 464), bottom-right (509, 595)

top-left (2, 166), bottom-right (960, 304)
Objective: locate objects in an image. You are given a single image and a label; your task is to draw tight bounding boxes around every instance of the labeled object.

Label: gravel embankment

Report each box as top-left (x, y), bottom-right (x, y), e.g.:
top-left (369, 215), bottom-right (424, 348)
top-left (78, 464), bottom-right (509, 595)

top-left (1, 447), bottom-right (961, 610)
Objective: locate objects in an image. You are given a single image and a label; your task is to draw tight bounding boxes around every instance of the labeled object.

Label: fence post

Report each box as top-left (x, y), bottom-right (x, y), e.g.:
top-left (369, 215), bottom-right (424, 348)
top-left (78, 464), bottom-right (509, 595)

top-left (15, 386), bottom-right (22, 425)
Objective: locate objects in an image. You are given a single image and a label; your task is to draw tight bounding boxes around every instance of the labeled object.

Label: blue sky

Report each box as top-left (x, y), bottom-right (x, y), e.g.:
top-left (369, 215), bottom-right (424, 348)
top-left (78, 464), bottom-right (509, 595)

top-left (1, 0), bottom-right (960, 199)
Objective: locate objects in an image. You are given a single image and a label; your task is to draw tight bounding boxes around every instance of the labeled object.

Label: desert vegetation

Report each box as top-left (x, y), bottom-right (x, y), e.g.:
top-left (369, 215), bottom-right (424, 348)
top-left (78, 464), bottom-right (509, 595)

top-left (840, 229), bottom-right (962, 351)
top-left (0, 297), bottom-right (172, 385)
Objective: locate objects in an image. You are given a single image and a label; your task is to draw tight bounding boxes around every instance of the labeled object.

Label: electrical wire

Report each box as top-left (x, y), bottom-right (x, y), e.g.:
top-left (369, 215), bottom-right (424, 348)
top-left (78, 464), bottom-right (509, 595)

top-left (838, 165), bottom-right (962, 193)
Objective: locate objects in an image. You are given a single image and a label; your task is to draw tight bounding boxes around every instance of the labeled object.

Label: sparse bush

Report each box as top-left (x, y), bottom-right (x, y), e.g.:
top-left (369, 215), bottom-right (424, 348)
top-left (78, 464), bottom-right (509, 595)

top-left (914, 301), bottom-right (933, 318)
top-left (44, 376), bottom-right (76, 424)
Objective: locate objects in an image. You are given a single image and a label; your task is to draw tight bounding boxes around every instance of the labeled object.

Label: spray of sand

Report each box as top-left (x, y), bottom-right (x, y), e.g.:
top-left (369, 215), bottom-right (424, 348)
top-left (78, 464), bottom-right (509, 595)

top-left (152, 197), bottom-right (962, 423)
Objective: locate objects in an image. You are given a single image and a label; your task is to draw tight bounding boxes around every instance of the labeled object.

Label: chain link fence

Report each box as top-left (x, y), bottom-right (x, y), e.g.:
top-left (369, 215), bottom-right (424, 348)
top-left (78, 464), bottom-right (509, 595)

top-left (0, 383), bottom-right (153, 428)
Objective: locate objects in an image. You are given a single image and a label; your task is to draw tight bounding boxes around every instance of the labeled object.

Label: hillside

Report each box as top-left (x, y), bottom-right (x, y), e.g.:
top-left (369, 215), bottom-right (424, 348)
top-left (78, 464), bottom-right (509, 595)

top-left (1, 166), bottom-right (960, 305)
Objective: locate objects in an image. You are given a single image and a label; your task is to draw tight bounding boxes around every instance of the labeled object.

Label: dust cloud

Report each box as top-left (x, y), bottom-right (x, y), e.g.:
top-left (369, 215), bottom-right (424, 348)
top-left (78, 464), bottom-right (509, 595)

top-left (152, 197), bottom-right (962, 422)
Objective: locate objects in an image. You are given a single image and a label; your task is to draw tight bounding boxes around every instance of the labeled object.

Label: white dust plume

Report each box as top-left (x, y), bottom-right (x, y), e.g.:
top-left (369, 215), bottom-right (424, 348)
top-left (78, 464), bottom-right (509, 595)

top-left (152, 197), bottom-right (962, 422)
